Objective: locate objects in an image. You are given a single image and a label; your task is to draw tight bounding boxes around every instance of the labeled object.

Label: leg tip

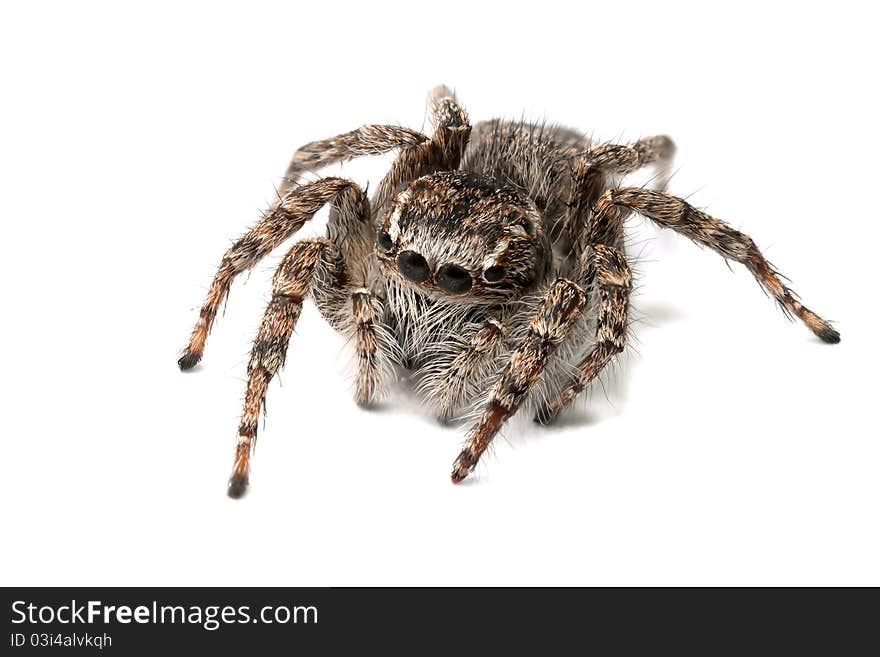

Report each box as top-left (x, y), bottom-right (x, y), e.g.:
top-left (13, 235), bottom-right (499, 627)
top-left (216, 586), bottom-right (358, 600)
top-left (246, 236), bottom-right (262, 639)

top-left (227, 472), bottom-right (249, 499)
top-left (657, 134), bottom-right (677, 158)
top-left (816, 325), bottom-right (841, 344)
top-left (178, 349), bottom-right (202, 371)
top-left (450, 453), bottom-right (473, 484)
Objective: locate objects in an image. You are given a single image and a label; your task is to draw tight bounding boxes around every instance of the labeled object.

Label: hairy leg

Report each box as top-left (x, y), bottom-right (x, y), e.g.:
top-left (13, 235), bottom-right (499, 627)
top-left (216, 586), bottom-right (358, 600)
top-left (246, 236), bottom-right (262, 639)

top-left (559, 135), bottom-right (675, 259)
top-left (586, 134), bottom-right (676, 184)
top-left (371, 86), bottom-right (471, 217)
top-left (536, 245), bottom-right (632, 423)
top-left (597, 187), bottom-right (840, 343)
top-left (178, 178), bottom-right (365, 370)
top-left (229, 238), bottom-right (339, 497)
top-left (558, 159), bottom-right (610, 259)
top-left (228, 240), bottom-right (391, 497)
top-left (279, 125), bottom-right (428, 198)
top-left (451, 280), bottom-right (587, 483)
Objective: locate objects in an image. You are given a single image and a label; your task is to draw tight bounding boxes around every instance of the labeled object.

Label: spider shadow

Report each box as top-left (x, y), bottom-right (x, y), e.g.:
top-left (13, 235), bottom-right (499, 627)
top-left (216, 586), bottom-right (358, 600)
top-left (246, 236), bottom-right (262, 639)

top-left (535, 407), bottom-right (603, 431)
top-left (365, 374), bottom-right (463, 431)
top-left (489, 405), bottom-right (607, 456)
top-left (631, 300), bottom-right (688, 331)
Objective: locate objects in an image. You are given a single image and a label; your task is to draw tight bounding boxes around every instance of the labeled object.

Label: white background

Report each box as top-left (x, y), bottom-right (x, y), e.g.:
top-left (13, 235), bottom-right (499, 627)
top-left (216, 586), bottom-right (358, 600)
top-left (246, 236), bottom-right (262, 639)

top-left (2, 1), bottom-right (877, 586)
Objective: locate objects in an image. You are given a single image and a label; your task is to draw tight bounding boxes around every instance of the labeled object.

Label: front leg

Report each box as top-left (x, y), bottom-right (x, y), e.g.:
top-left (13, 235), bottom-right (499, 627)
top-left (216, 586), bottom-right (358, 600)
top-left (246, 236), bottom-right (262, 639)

top-left (451, 280), bottom-right (587, 483)
top-left (535, 245), bottom-right (633, 423)
top-left (178, 177), bottom-right (363, 370)
top-left (229, 238), bottom-right (341, 498)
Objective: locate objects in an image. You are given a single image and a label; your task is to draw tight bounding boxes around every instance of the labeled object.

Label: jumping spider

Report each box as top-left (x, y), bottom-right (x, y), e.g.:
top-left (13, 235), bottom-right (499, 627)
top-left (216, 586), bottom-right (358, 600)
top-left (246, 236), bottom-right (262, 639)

top-left (179, 86), bottom-right (840, 498)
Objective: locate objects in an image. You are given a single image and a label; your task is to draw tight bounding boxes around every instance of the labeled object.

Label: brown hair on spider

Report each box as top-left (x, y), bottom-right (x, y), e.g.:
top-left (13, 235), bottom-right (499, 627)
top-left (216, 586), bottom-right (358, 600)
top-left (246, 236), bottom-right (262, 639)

top-left (375, 171), bottom-right (551, 304)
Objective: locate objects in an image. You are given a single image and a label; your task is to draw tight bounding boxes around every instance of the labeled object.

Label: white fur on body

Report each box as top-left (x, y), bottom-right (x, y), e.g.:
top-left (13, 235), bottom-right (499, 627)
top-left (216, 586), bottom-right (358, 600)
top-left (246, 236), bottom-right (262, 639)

top-left (382, 276), bottom-right (599, 423)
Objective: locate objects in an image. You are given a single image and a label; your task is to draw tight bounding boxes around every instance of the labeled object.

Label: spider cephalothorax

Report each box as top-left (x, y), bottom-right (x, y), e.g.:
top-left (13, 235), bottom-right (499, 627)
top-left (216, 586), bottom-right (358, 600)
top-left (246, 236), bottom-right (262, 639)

top-left (376, 171), bottom-right (551, 304)
top-left (178, 85), bottom-right (839, 498)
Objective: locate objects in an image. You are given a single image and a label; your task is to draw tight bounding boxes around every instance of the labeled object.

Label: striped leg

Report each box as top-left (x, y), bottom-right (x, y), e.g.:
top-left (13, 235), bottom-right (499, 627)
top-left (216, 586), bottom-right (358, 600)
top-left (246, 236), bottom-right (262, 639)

top-left (560, 135), bottom-right (675, 260)
top-left (178, 178), bottom-right (365, 370)
top-left (371, 86), bottom-right (471, 217)
top-left (598, 188), bottom-right (840, 343)
top-left (451, 280), bottom-right (587, 483)
top-left (278, 125), bottom-right (428, 198)
top-left (229, 238), bottom-right (343, 498)
top-left (586, 134), bottom-right (676, 185)
top-left (557, 158), bottom-right (610, 261)
top-left (535, 245), bottom-right (633, 423)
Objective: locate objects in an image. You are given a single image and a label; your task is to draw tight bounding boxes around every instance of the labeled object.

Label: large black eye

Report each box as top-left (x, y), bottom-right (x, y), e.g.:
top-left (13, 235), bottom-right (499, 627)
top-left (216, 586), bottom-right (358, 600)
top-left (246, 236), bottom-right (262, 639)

top-left (397, 251), bottom-right (430, 282)
top-left (483, 266), bottom-right (506, 282)
top-left (437, 264), bottom-right (472, 295)
top-left (376, 230), bottom-right (394, 251)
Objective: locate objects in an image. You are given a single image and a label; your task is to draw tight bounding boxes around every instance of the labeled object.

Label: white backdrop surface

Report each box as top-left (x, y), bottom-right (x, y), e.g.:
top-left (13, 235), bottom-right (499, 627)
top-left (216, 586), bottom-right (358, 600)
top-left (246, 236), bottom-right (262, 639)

top-left (1, 1), bottom-right (876, 585)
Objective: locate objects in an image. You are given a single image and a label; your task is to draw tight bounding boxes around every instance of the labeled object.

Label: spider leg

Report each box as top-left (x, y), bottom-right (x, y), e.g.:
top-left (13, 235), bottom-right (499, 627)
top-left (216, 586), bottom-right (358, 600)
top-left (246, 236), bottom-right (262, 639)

top-left (228, 237), bottom-right (391, 498)
top-left (557, 159), bottom-right (610, 258)
top-left (223, 181), bottom-right (391, 496)
top-left (371, 86), bottom-right (471, 217)
top-left (586, 135), bottom-right (676, 182)
top-left (348, 288), bottom-right (395, 406)
top-left (535, 245), bottom-right (633, 423)
top-left (178, 178), bottom-right (365, 370)
top-left (537, 161), bottom-right (634, 422)
top-left (419, 318), bottom-right (506, 422)
top-left (228, 237), bottom-right (341, 498)
top-left (559, 135), bottom-right (675, 259)
top-left (278, 125), bottom-right (429, 198)
top-left (598, 187), bottom-right (840, 343)
top-left (450, 280), bottom-right (587, 483)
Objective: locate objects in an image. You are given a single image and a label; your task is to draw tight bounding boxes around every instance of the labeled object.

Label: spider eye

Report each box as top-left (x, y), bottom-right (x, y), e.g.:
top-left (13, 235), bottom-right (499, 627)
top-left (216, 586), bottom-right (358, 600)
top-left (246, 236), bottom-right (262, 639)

top-left (376, 230), bottom-right (394, 251)
top-left (437, 263), bottom-right (472, 294)
top-left (483, 266), bottom-right (506, 282)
